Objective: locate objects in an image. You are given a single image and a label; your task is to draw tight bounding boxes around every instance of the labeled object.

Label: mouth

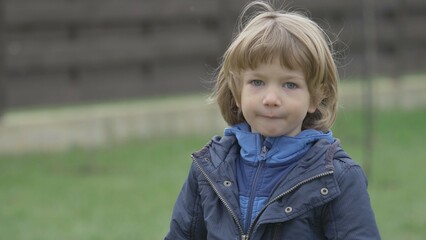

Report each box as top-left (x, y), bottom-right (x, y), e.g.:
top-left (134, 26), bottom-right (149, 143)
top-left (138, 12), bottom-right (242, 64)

top-left (261, 113), bottom-right (281, 119)
top-left (256, 110), bottom-right (284, 119)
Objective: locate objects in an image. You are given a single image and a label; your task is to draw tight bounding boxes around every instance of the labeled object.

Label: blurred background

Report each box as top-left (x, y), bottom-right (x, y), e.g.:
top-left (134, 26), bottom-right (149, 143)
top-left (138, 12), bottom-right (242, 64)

top-left (0, 0), bottom-right (425, 239)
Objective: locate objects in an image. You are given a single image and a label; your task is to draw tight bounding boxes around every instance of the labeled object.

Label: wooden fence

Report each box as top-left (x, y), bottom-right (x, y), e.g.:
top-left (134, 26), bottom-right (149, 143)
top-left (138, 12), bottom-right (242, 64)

top-left (1, 0), bottom-right (425, 108)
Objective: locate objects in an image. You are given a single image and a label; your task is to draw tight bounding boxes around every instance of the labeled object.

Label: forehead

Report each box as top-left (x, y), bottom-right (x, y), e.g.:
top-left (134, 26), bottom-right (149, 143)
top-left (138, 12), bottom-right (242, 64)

top-left (241, 57), bottom-right (305, 80)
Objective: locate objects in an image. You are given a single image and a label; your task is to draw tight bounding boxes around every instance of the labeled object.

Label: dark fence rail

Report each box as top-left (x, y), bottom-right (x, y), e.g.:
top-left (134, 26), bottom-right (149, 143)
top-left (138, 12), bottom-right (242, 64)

top-left (1, 0), bottom-right (425, 108)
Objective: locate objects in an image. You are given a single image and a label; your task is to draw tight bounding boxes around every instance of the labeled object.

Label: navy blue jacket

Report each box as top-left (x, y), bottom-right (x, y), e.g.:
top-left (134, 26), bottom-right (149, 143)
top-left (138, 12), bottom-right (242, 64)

top-left (165, 135), bottom-right (381, 239)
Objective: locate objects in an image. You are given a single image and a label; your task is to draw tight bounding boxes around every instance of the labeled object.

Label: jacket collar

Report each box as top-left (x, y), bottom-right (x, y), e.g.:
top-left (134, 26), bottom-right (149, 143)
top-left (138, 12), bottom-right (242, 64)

top-left (192, 134), bottom-right (339, 181)
top-left (224, 122), bottom-right (334, 165)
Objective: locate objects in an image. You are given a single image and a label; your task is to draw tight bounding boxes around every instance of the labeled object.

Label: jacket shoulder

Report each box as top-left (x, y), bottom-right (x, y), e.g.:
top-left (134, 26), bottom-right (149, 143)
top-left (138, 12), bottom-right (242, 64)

top-left (192, 135), bottom-right (239, 169)
top-left (323, 146), bottom-right (380, 238)
top-left (331, 147), bottom-right (368, 186)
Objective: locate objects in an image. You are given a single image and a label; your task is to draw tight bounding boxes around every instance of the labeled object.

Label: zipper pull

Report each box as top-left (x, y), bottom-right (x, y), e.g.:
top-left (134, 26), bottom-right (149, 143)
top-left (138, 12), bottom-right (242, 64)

top-left (241, 235), bottom-right (249, 240)
top-left (260, 145), bottom-right (268, 159)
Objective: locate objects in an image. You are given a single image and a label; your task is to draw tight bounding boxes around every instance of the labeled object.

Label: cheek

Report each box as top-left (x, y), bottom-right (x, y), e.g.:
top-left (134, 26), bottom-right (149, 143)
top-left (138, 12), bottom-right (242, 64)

top-left (239, 100), bottom-right (255, 118)
top-left (239, 89), bottom-right (250, 108)
top-left (240, 92), bottom-right (256, 106)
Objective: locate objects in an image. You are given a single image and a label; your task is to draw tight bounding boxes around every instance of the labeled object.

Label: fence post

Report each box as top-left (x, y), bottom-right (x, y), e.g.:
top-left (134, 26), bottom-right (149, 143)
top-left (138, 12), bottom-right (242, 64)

top-left (362, 0), bottom-right (377, 178)
top-left (0, 0), bottom-right (6, 118)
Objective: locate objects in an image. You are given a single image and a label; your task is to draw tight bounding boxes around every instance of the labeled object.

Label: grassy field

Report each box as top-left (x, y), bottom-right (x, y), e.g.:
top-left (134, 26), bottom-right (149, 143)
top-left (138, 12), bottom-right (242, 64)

top-left (1, 108), bottom-right (425, 239)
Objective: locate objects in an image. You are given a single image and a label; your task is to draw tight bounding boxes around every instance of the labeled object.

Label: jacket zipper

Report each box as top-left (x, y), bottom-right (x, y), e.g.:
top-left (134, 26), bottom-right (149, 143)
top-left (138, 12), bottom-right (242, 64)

top-left (245, 161), bottom-right (265, 231)
top-left (244, 170), bottom-right (334, 239)
top-left (244, 145), bottom-right (268, 231)
top-left (191, 155), bottom-right (246, 238)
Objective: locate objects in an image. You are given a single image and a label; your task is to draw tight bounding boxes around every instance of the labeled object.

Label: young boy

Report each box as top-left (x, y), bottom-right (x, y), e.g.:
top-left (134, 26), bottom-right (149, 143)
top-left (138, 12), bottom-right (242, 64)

top-left (165, 1), bottom-right (380, 239)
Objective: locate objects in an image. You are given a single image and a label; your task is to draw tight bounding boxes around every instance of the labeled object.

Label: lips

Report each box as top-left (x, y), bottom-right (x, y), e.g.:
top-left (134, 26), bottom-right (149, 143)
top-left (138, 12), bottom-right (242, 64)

top-left (253, 109), bottom-right (285, 120)
top-left (260, 113), bottom-right (283, 119)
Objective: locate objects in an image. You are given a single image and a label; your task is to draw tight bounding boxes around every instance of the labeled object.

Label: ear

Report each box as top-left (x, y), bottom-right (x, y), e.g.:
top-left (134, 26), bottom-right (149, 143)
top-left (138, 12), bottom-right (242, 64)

top-left (308, 104), bottom-right (317, 114)
top-left (308, 98), bottom-right (318, 114)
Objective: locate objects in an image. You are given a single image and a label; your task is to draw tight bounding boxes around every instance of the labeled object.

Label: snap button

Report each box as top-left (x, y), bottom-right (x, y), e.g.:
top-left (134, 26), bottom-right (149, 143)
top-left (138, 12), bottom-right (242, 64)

top-left (320, 187), bottom-right (329, 195)
top-left (223, 181), bottom-right (232, 187)
top-left (284, 207), bottom-right (293, 213)
top-left (203, 157), bottom-right (210, 162)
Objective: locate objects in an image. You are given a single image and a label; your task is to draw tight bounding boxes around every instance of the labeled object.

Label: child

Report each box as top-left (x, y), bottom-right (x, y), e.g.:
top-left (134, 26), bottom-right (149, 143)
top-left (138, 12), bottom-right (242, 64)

top-left (166, 1), bottom-right (380, 239)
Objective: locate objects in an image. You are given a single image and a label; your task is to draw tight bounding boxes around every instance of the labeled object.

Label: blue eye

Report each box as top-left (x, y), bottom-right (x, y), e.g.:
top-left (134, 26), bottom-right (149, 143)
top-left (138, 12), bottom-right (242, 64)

top-left (251, 80), bottom-right (264, 87)
top-left (284, 82), bottom-right (297, 89)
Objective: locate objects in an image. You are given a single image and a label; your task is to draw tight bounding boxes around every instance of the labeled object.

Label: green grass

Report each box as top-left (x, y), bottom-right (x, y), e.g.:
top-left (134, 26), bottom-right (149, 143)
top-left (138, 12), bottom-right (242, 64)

top-left (1, 109), bottom-right (426, 239)
top-left (0, 136), bottom-right (205, 240)
top-left (334, 109), bottom-right (426, 240)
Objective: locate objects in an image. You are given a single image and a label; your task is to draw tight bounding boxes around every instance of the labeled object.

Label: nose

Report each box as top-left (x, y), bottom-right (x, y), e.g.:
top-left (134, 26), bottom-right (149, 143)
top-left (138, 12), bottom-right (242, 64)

top-left (262, 89), bottom-right (281, 107)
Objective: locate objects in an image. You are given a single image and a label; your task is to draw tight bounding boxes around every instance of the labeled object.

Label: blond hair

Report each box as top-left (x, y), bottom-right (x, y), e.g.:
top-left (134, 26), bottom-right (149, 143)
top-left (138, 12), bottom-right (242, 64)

top-left (210, 1), bottom-right (339, 132)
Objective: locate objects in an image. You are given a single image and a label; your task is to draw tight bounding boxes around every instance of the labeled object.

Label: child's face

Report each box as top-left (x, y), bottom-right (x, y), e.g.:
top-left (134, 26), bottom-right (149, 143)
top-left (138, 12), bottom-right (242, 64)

top-left (238, 57), bottom-right (316, 137)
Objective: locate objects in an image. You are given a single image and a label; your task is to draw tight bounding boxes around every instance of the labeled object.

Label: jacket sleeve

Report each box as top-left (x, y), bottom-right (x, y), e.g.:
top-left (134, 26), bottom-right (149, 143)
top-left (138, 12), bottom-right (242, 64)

top-left (165, 163), bottom-right (207, 240)
top-left (322, 158), bottom-right (381, 239)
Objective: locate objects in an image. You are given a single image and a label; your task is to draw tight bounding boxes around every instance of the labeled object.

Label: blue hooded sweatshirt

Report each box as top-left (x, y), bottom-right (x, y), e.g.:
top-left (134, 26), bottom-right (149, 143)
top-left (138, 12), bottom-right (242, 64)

top-left (224, 122), bottom-right (334, 232)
